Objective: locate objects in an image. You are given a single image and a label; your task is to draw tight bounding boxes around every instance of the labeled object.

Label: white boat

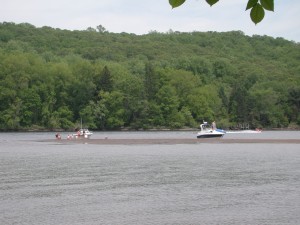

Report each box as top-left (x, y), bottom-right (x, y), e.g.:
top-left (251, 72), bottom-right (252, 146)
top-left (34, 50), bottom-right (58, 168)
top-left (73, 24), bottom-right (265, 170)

top-left (73, 118), bottom-right (93, 138)
top-left (197, 122), bottom-right (226, 138)
top-left (73, 128), bottom-right (93, 138)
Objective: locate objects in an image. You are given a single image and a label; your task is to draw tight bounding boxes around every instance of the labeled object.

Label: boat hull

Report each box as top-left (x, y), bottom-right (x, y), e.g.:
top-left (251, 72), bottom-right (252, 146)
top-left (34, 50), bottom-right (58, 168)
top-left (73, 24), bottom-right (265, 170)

top-left (197, 133), bottom-right (224, 138)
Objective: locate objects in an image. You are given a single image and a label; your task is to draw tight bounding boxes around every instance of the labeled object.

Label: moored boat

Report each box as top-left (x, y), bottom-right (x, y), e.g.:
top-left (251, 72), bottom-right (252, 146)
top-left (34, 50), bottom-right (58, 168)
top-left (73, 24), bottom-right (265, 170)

top-left (73, 128), bottom-right (93, 139)
top-left (73, 118), bottom-right (93, 138)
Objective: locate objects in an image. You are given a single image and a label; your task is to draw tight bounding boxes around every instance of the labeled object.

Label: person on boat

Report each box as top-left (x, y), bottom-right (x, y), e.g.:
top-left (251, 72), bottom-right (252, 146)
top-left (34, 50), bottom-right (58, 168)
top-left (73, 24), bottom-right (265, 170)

top-left (212, 121), bottom-right (216, 130)
top-left (55, 133), bottom-right (61, 139)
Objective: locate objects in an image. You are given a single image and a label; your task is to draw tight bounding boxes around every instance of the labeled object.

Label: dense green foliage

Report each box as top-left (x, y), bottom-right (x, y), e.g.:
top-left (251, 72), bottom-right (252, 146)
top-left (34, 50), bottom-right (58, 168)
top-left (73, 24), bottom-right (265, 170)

top-left (0, 22), bottom-right (299, 131)
top-left (169, 0), bottom-right (274, 24)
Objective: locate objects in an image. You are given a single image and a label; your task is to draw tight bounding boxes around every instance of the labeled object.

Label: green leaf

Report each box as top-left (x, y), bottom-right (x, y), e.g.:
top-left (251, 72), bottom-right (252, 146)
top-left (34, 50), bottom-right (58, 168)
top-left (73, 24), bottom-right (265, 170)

top-left (260, 0), bottom-right (274, 11)
top-left (246, 0), bottom-right (258, 10)
top-left (206, 0), bottom-right (219, 7)
top-left (250, 3), bottom-right (265, 24)
top-left (169, 0), bottom-right (186, 8)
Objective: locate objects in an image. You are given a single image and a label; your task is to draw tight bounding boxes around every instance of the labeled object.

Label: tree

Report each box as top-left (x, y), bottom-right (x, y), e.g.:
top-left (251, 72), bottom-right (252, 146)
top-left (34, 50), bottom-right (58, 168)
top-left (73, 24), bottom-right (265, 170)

top-left (228, 84), bottom-right (249, 123)
top-left (96, 25), bottom-right (107, 33)
top-left (288, 87), bottom-right (300, 124)
top-left (96, 91), bottom-right (126, 129)
top-left (249, 88), bottom-right (288, 127)
top-left (86, 27), bottom-right (96, 32)
top-left (156, 85), bottom-right (180, 127)
top-left (53, 106), bottom-right (74, 129)
top-left (19, 88), bottom-right (42, 127)
top-left (1, 98), bottom-right (22, 130)
top-left (144, 62), bottom-right (160, 100)
top-left (168, 0), bottom-right (274, 24)
top-left (97, 66), bottom-right (113, 93)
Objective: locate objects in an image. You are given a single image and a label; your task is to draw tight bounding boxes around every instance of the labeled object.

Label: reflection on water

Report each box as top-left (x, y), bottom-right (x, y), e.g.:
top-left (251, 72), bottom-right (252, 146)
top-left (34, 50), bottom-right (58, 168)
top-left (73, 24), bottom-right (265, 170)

top-left (0, 132), bottom-right (300, 225)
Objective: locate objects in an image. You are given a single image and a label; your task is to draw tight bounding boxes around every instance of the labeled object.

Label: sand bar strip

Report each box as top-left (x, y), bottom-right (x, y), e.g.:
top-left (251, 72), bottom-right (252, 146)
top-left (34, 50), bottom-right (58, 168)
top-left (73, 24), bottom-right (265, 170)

top-left (40, 138), bottom-right (300, 145)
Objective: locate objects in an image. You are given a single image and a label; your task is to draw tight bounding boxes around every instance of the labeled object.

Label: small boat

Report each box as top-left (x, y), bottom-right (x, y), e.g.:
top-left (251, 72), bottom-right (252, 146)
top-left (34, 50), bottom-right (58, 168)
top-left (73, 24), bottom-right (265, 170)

top-left (73, 118), bottom-right (93, 138)
top-left (73, 128), bottom-right (93, 139)
top-left (197, 122), bottom-right (225, 138)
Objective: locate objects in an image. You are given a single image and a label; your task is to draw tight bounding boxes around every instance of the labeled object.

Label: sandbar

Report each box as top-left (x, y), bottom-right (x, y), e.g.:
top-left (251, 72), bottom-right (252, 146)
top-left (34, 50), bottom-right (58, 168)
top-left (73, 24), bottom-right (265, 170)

top-left (40, 138), bottom-right (300, 145)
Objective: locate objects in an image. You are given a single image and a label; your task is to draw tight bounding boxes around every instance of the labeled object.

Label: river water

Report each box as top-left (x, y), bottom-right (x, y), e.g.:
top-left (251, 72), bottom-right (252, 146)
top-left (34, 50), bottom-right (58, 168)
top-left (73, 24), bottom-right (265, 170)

top-left (0, 131), bottom-right (300, 225)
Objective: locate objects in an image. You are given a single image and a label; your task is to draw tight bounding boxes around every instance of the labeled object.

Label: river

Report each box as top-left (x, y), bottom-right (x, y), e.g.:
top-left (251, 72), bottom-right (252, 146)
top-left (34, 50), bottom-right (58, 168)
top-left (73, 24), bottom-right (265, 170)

top-left (0, 131), bottom-right (299, 225)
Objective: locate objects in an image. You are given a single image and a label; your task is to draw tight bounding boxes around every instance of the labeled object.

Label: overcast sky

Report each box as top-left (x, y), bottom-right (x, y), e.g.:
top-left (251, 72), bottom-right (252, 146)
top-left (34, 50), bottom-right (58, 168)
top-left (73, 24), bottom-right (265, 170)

top-left (1, 0), bottom-right (299, 42)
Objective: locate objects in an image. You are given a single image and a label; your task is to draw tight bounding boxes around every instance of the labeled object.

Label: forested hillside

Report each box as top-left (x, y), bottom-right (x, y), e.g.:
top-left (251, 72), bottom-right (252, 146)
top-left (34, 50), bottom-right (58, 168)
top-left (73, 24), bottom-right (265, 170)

top-left (0, 22), bottom-right (299, 131)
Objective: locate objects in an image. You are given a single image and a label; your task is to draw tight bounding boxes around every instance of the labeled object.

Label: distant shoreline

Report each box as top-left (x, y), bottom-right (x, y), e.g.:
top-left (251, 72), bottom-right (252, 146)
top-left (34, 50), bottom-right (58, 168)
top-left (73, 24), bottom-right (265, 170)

top-left (2, 127), bottom-right (300, 132)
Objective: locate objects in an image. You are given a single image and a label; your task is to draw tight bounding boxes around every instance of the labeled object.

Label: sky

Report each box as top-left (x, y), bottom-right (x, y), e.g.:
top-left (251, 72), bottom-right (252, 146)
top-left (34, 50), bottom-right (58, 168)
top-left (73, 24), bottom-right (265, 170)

top-left (1, 0), bottom-right (300, 42)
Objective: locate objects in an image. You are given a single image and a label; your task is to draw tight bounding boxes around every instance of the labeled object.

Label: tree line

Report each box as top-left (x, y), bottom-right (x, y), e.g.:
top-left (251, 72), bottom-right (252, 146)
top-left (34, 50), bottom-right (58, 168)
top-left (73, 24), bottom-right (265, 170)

top-left (0, 22), bottom-right (299, 131)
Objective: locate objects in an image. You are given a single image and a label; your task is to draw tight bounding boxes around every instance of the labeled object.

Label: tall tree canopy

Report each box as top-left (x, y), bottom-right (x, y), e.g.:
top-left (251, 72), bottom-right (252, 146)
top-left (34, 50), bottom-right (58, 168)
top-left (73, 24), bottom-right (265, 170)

top-left (0, 22), bottom-right (299, 131)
